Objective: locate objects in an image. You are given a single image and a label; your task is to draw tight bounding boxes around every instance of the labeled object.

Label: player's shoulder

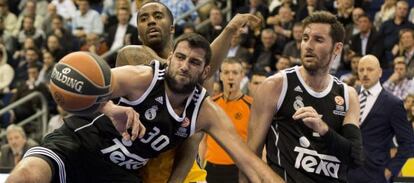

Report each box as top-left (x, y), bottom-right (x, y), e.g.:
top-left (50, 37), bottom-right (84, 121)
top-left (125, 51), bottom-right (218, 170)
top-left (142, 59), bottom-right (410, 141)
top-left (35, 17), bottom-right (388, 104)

top-left (211, 93), bottom-right (223, 101)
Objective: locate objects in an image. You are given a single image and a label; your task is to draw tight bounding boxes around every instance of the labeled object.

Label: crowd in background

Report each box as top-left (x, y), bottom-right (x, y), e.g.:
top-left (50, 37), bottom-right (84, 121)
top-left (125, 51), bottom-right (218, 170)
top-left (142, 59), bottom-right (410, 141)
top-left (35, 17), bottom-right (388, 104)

top-left (0, 0), bottom-right (414, 170)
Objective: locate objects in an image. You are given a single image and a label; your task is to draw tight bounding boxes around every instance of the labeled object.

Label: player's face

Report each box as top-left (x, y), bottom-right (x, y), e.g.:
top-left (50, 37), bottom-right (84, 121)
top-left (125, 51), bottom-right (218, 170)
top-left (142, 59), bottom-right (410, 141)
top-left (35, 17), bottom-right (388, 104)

top-left (220, 62), bottom-right (244, 93)
top-left (7, 131), bottom-right (26, 153)
top-left (301, 23), bottom-right (342, 74)
top-left (137, 3), bottom-right (174, 51)
top-left (358, 58), bottom-right (382, 89)
top-left (166, 41), bottom-right (209, 94)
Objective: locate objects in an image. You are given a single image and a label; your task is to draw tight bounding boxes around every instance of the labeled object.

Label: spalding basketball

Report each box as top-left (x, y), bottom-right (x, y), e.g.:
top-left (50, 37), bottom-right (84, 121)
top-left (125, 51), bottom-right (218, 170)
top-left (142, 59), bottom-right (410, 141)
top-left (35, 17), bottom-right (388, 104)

top-left (49, 52), bottom-right (113, 115)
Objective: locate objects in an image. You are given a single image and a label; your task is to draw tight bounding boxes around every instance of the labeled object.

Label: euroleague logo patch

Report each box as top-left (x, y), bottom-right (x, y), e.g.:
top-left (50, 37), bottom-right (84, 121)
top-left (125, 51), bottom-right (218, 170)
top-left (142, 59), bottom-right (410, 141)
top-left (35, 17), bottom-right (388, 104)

top-left (334, 96), bottom-right (344, 105)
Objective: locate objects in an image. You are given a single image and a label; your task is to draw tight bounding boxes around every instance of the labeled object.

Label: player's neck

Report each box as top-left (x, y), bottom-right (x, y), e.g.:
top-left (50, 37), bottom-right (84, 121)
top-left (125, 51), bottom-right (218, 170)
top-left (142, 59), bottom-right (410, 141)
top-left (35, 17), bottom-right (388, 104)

top-left (164, 84), bottom-right (190, 109)
top-left (300, 67), bottom-right (330, 92)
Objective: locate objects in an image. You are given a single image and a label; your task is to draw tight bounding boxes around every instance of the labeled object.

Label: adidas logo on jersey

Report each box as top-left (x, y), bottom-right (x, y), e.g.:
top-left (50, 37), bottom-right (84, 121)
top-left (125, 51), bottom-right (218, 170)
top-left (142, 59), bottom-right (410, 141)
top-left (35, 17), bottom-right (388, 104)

top-left (294, 86), bottom-right (303, 93)
top-left (155, 96), bottom-right (163, 104)
top-left (101, 138), bottom-right (149, 170)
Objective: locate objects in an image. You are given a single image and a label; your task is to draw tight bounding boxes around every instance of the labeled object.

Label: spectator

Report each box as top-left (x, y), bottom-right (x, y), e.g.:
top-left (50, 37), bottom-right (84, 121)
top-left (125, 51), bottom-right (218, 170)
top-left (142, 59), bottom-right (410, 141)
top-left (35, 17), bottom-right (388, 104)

top-left (226, 32), bottom-right (251, 61)
top-left (106, 7), bottom-right (139, 52)
top-left (282, 22), bottom-right (303, 65)
top-left (46, 106), bottom-right (69, 135)
top-left (13, 47), bottom-right (42, 84)
top-left (340, 55), bottom-right (362, 87)
top-left (51, 0), bottom-right (77, 23)
top-left (335, 0), bottom-right (354, 27)
top-left (199, 6), bottom-right (226, 43)
top-left (48, 15), bottom-right (78, 52)
top-left (44, 34), bottom-right (66, 61)
top-left (0, 16), bottom-right (16, 53)
top-left (0, 43), bottom-right (13, 94)
top-left (10, 64), bottom-right (51, 123)
top-left (246, 71), bottom-right (267, 96)
top-left (405, 94), bottom-right (414, 120)
top-left (350, 14), bottom-right (384, 63)
top-left (37, 51), bottom-right (55, 85)
top-left (16, 15), bottom-right (45, 49)
top-left (160, 0), bottom-right (199, 35)
top-left (267, 6), bottom-right (295, 43)
top-left (41, 3), bottom-right (58, 35)
top-left (274, 55), bottom-right (291, 72)
top-left (250, 28), bottom-right (282, 74)
top-left (0, 0), bottom-right (17, 36)
top-left (11, 37), bottom-right (36, 69)
top-left (296, 0), bottom-right (326, 21)
top-left (396, 29), bottom-right (414, 78)
top-left (13, 0), bottom-right (44, 36)
top-left (182, 22), bottom-right (196, 34)
top-left (0, 124), bottom-right (38, 170)
top-left (374, 0), bottom-right (397, 29)
top-left (80, 33), bottom-right (108, 56)
top-left (102, 0), bottom-right (132, 32)
top-left (379, 0), bottom-right (414, 67)
top-left (72, 0), bottom-right (104, 38)
top-left (345, 7), bottom-right (364, 44)
top-left (383, 58), bottom-right (414, 100)
top-left (237, 0), bottom-right (269, 21)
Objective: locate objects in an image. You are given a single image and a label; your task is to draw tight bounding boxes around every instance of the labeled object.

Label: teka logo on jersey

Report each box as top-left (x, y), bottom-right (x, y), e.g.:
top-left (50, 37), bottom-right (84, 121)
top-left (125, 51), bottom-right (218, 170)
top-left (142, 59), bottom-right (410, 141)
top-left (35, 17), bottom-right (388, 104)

top-left (294, 146), bottom-right (341, 178)
top-left (101, 138), bottom-right (148, 170)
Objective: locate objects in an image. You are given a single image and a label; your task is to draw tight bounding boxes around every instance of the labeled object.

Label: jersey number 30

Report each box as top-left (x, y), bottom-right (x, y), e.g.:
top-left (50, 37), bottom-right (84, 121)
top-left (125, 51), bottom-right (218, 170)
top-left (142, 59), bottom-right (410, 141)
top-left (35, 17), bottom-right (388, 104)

top-left (140, 127), bottom-right (170, 151)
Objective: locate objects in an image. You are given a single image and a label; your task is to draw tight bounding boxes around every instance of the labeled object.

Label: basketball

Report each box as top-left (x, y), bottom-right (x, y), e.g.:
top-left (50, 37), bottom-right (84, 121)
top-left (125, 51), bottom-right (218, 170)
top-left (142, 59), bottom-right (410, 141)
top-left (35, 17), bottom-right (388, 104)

top-left (49, 51), bottom-right (113, 115)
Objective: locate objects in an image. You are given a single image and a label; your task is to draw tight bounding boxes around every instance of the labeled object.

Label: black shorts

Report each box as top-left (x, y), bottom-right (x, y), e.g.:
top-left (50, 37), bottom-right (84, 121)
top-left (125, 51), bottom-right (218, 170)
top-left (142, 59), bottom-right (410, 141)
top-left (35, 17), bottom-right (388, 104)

top-left (205, 161), bottom-right (239, 183)
top-left (24, 115), bottom-right (142, 183)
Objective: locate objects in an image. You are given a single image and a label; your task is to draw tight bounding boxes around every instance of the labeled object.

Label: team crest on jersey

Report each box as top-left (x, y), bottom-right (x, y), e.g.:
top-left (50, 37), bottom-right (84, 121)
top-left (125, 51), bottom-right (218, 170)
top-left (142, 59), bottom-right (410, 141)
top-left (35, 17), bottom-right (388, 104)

top-left (293, 96), bottom-right (304, 111)
top-left (145, 105), bottom-right (158, 121)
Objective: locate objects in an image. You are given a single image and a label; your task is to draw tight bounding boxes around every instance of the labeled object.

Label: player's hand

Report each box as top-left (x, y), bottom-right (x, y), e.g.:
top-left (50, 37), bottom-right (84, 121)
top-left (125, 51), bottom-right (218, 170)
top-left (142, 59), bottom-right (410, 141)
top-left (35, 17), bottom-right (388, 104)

top-left (100, 101), bottom-right (146, 141)
top-left (226, 13), bottom-right (261, 32)
top-left (292, 106), bottom-right (329, 135)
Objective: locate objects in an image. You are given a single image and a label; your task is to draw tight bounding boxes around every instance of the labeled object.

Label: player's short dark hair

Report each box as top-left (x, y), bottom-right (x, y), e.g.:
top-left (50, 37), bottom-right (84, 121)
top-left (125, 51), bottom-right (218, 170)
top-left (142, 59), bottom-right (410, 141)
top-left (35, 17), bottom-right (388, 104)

top-left (138, 1), bottom-right (174, 25)
top-left (173, 33), bottom-right (212, 66)
top-left (302, 11), bottom-right (345, 44)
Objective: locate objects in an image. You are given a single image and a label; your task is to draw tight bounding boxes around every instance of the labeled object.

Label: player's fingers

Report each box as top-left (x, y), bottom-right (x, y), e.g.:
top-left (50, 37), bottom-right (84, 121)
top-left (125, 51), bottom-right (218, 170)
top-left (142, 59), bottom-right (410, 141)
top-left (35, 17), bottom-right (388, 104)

top-left (138, 122), bottom-right (146, 139)
top-left (131, 112), bottom-right (139, 141)
top-left (122, 131), bottom-right (131, 141)
top-left (246, 14), bottom-right (261, 24)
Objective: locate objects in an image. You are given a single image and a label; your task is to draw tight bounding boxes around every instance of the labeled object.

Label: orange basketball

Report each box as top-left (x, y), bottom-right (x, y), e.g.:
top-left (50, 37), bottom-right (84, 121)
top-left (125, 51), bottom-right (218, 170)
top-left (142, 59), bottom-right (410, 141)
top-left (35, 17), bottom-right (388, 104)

top-left (49, 52), bottom-right (113, 115)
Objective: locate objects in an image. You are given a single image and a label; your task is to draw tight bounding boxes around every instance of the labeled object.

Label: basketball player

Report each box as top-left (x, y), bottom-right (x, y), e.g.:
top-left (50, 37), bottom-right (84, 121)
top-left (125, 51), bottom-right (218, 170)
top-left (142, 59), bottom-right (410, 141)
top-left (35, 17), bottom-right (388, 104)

top-left (115, 1), bottom-right (262, 182)
top-left (6, 33), bottom-right (284, 183)
top-left (243, 11), bottom-right (363, 182)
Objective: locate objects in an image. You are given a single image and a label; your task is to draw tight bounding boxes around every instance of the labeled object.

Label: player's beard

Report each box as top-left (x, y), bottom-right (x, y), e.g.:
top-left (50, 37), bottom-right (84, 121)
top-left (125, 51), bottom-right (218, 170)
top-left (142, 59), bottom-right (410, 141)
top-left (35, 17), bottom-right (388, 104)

top-left (165, 69), bottom-right (199, 95)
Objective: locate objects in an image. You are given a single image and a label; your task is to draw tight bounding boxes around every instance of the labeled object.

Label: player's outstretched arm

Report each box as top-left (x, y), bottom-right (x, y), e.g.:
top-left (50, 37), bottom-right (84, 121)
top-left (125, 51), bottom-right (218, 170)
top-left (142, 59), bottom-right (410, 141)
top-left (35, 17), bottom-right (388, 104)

top-left (115, 45), bottom-right (165, 67)
top-left (6, 157), bottom-right (52, 183)
top-left (196, 98), bottom-right (284, 183)
top-left (168, 132), bottom-right (204, 183)
top-left (207, 14), bottom-right (261, 78)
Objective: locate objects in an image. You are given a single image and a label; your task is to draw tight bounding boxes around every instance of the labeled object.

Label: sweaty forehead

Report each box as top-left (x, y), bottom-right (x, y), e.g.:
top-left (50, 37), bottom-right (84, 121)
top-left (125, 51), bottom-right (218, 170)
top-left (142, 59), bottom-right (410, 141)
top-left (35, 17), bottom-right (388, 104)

top-left (175, 41), bottom-right (206, 61)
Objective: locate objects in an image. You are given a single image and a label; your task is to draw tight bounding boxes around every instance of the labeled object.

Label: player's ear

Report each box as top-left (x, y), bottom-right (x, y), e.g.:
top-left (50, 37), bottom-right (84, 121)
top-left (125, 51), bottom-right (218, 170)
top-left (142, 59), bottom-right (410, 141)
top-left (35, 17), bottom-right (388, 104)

top-left (170, 25), bottom-right (175, 34)
top-left (202, 65), bottom-right (211, 81)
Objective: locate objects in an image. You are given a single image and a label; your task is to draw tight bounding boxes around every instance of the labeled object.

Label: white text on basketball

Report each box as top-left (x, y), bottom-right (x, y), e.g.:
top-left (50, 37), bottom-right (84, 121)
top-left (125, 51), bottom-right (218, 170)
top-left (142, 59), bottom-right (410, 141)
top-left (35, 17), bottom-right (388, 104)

top-left (51, 67), bottom-right (84, 93)
top-left (294, 146), bottom-right (340, 178)
top-left (101, 138), bottom-right (148, 170)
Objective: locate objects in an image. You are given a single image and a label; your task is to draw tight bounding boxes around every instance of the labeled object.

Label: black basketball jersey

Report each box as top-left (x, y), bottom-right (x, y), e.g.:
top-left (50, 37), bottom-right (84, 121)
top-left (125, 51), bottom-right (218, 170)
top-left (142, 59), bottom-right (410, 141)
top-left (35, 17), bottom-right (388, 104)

top-left (266, 66), bottom-right (349, 183)
top-left (62, 60), bottom-right (207, 176)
